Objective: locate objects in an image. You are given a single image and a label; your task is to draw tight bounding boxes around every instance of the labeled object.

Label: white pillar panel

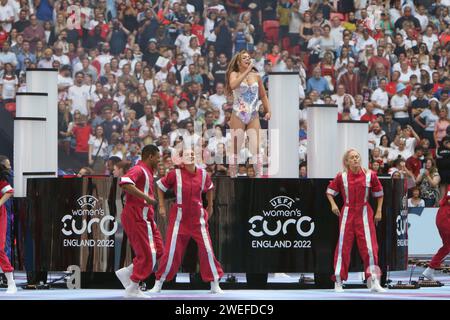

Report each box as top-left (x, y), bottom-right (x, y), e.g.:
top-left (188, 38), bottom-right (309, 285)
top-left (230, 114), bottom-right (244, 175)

top-left (15, 93), bottom-right (47, 118)
top-left (307, 104), bottom-right (338, 179)
top-left (268, 72), bottom-right (300, 178)
top-left (26, 69), bottom-right (58, 177)
top-left (337, 121), bottom-right (369, 170)
top-left (14, 93), bottom-right (49, 197)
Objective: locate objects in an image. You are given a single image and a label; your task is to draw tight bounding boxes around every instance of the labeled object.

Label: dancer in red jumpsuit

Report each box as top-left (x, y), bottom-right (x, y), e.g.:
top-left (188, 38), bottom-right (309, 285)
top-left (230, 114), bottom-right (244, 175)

top-left (326, 149), bottom-right (386, 293)
top-left (423, 187), bottom-right (450, 280)
top-left (150, 149), bottom-right (224, 294)
top-left (0, 163), bottom-right (16, 294)
top-left (115, 144), bottom-right (163, 298)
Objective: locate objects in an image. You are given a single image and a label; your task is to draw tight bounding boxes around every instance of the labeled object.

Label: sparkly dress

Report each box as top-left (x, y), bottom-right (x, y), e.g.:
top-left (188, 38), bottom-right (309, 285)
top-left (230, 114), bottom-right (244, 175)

top-left (232, 81), bottom-right (260, 124)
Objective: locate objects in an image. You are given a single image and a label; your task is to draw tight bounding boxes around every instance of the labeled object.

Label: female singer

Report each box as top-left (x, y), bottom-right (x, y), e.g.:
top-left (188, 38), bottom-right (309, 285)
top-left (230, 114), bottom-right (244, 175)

top-left (225, 50), bottom-right (271, 177)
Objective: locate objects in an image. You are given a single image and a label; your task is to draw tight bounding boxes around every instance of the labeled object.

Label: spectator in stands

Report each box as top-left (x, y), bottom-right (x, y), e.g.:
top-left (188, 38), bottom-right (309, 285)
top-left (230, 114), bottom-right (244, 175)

top-left (408, 187), bottom-right (426, 207)
top-left (299, 11), bottom-right (313, 51)
top-left (338, 61), bottom-right (361, 97)
top-left (306, 66), bottom-right (330, 95)
top-left (58, 100), bottom-right (73, 155)
top-left (406, 146), bottom-right (424, 178)
top-left (391, 83), bottom-right (410, 126)
top-left (16, 40), bottom-right (35, 72)
top-left (88, 125), bottom-right (108, 174)
top-left (77, 167), bottom-right (94, 177)
top-left (434, 107), bottom-right (450, 149)
top-left (0, 42), bottom-right (17, 68)
top-left (414, 101), bottom-right (439, 149)
top-left (437, 135), bottom-right (450, 198)
top-left (22, 14), bottom-right (45, 53)
top-left (112, 160), bottom-right (132, 179)
top-left (126, 143), bottom-right (141, 167)
top-left (37, 47), bottom-right (53, 68)
top-left (101, 106), bottom-right (123, 142)
top-left (0, 63), bottom-right (17, 103)
top-left (417, 157), bottom-right (441, 207)
top-left (360, 102), bottom-right (377, 123)
top-left (299, 163), bottom-right (307, 179)
top-left (368, 121), bottom-right (386, 150)
top-left (71, 114), bottom-right (91, 170)
top-left (214, 10), bottom-right (235, 59)
top-left (370, 78), bottom-right (389, 116)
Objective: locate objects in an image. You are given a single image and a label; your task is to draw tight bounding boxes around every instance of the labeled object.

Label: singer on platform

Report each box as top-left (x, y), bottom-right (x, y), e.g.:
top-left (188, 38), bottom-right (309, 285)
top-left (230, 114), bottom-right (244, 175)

top-left (225, 50), bottom-right (271, 177)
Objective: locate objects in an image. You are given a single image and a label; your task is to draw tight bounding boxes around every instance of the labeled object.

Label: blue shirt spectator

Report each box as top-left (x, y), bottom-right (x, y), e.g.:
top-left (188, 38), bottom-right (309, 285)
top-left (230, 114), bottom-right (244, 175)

top-left (306, 68), bottom-right (330, 94)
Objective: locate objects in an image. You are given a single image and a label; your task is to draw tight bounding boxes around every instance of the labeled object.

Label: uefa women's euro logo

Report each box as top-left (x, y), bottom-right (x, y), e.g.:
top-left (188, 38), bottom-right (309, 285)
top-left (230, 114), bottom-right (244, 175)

top-left (61, 195), bottom-right (118, 248)
top-left (248, 196), bottom-right (315, 249)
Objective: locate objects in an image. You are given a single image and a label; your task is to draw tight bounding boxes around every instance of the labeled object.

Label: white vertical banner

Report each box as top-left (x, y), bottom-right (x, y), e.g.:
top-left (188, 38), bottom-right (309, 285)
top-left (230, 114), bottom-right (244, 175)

top-left (268, 72), bottom-right (300, 178)
top-left (307, 105), bottom-right (338, 178)
top-left (26, 68), bottom-right (58, 177)
top-left (14, 93), bottom-right (49, 197)
top-left (337, 121), bottom-right (369, 169)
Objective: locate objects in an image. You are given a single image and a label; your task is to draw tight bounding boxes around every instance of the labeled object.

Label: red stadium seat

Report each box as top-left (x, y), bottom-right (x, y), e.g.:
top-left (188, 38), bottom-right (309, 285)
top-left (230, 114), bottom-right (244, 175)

top-left (263, 20), bottom-right (279, 44)
top-left (282, 37), bottom-right (291, 51)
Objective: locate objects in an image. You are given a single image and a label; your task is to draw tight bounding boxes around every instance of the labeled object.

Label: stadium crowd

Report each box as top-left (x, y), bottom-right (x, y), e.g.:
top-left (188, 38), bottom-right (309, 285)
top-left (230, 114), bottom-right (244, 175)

top-left (0, 0), bottom-right (450, 207)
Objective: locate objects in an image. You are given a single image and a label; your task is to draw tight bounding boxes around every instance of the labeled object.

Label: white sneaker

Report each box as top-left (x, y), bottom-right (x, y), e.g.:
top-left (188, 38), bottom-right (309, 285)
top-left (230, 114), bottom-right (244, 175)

top-left (422, 267), bottom-right (435, 281)
top-left (210, 281), bottom-right (224, 294)
top-left (148, 280), bottom-right (162, 293)
top-left (370, 279), bottom-right (386, 293)
top-left (124, 282), bottom-right (149, 299)
top-left (6, 281), bottom-right (17, 294)
top-left (334, 282), bottom-right (344, 293)
top-left (115, 267), bottom-right (132, 289)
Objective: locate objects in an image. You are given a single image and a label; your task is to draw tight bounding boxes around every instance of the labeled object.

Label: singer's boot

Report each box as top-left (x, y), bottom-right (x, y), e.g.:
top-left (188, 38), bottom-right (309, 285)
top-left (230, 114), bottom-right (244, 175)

top-left (229, 154), bottom-right (238, 178)
top-left (253, 154), bottom-right (263, 178)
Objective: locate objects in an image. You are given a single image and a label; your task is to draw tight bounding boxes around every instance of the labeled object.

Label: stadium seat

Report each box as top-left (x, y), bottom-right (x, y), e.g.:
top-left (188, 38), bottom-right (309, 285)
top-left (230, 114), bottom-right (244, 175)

top-left (263, 20), bottom-right (280, 44)
top-left (282, 37), bottom-right (291, 51)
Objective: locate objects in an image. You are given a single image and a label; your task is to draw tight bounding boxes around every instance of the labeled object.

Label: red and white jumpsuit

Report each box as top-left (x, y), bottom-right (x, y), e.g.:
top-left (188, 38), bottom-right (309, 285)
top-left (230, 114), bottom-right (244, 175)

top-left (429, 189), bottom-right (450, 269)
top-left (119, 160), bottom-right (164, 283)
top-left (326, 169), bottom-right (384, 283)
top-left (155, 167), bottom-right (224, 282)
top-left (0, 180), bottom-right (13, 273)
